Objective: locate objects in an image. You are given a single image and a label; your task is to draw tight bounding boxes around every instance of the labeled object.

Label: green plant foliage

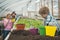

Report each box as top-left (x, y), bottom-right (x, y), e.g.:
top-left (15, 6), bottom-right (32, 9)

top-left (15, 18), bottom-right (43, 29)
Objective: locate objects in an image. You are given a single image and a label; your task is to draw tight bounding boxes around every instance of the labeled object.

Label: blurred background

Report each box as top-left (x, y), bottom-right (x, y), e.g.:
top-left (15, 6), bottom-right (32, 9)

top-left (0, 0), bottom-right (60, 19)
top-left (0, 0), bottom-right (60, 40)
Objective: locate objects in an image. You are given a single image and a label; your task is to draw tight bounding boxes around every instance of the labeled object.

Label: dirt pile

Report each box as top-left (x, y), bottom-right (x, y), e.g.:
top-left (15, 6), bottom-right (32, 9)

top-left (8, 30), bottom-right (60, 40)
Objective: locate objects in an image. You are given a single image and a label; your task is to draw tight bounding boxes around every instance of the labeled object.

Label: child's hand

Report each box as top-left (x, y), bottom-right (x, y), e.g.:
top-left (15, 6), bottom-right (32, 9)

top-left (49, 22), bottom-right (55, 26)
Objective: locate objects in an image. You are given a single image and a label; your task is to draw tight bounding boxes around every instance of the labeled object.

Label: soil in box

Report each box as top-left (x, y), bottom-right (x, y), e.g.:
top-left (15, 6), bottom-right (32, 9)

top-left (8, 30), bottom-right (60, 40)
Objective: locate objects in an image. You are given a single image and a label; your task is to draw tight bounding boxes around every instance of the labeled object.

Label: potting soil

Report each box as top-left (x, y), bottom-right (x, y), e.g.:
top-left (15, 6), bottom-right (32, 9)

top-left (8, 30), bottom-right (60, 40)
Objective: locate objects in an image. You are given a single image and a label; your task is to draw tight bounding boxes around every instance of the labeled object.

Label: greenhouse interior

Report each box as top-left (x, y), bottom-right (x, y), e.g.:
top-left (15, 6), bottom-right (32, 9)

top-left (0, 0), bottom-right (60, 40)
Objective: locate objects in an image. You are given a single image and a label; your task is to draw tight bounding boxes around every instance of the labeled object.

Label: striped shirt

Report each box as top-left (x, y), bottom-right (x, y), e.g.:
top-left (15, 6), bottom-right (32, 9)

top-left (44, 14), bottom-right (60, 31)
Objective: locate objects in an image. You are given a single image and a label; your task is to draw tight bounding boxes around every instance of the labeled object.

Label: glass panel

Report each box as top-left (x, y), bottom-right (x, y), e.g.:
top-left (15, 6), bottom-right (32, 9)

top-left (0, 0), bottom-right (59, 18)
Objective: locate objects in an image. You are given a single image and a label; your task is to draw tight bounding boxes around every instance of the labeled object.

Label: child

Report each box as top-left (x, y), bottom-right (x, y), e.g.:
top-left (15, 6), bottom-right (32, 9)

top-left (3, 14), bottom-right (12, 40)
top-left (39, 7), bottom-right (60, 35)
top-left (11, 11), bottom-right (16, 23)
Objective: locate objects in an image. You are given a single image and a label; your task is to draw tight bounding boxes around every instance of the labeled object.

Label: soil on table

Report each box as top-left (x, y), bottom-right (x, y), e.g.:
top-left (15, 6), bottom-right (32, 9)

top-left (0, 36), bottom-right (2, 40)
top-left (8, 30), bottom-right (60, 40)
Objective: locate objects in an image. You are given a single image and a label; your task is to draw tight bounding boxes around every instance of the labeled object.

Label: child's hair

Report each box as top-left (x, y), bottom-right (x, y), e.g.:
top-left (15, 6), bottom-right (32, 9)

top-left (39, 7), bottom-right (49, 15)
top-left (11, 11), bottom-right (16, 15)
top-left (7, 14), bottom-right (11, 16)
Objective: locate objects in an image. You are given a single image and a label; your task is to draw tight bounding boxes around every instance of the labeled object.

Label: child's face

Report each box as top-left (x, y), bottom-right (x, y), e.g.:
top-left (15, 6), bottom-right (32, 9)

top-left (12, 14), bottom-right (16, 16)
top-left (12, 14), bottom-right (16, 18)
top-left (7, 14), bottom-right (11, 19)
top-left (41, 14), bottom-right (48, 18)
